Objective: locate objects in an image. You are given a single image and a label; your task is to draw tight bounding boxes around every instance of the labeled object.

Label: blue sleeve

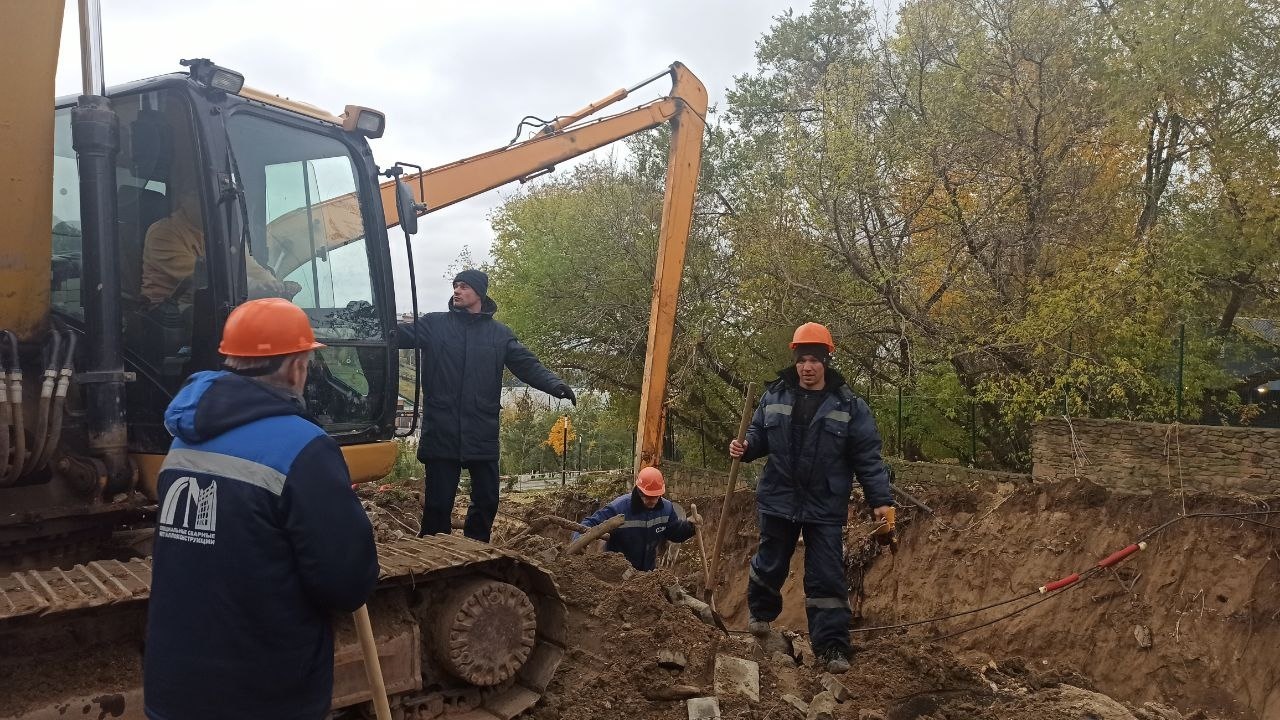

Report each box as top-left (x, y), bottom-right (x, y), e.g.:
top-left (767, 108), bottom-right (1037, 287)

top-left (846, 398), bottom-right (892, 508)
top-left (573, 498), bottom-right (622, 541)
top-left (664, 502), bottom-right (695, 543)
top-left (504, 337), bottom-right (565, 395)
top-left (396, 318), bottom-right (430, 350)
top-left (281, 436), bottom-right (379, 612)
top-left (741, 392), bottom-right (770, 463)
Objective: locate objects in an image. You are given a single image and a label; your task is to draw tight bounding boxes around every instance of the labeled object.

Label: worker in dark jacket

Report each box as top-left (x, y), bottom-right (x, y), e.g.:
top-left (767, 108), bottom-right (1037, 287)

top-left (399, 269), bottom-right (575, 542)
top-left (144, 298), bottom-right (379, 720)
top-left (575, 467), bottom-right (700, 571)
top-left (729, 322), bottom-right (892, 675)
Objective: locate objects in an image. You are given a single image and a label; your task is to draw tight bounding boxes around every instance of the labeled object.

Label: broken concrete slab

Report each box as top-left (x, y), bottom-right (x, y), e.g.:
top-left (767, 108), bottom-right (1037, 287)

top-left (658, 648), bottom-right (688, 671)
top-left (714, 654), bottom-right (760, 702)
top-left (771, 650), bottom-right (797, 667)
top-left (819, 672), bottom-right (850, 702)
top-left (806, 691), bottom-right (836, 720)
top-left (782, 693), bottom-right (810, 717)
top-left (686, 696), bottom-right (721, 720)
top-left (754, 628), bottom-right (792, 656)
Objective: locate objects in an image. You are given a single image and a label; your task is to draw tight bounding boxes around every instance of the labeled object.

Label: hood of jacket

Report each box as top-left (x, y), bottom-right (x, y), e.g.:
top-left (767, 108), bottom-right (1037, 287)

top-left (774, 365), bottom-right (850, 394)
top-left (446, 295), bottom-right (499, 317)
top-left (164, 370), bottom-right (312, 444)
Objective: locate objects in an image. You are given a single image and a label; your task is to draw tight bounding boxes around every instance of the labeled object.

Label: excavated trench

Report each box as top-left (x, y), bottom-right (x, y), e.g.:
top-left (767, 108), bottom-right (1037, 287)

top-left (462, 473), bottom-right (1279, 720)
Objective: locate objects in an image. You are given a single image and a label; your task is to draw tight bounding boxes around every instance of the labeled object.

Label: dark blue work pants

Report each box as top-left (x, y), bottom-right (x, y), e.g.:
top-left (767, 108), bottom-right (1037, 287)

top-left (420, 459), bottom-right (500, 542)
top-left (747, 512), bottom-right (851, 654)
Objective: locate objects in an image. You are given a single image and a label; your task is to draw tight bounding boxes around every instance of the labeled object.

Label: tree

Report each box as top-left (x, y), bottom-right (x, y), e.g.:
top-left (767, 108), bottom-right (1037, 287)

top-left (490, 0), bottom-right (1280, 470)
top-left (545, 416), bottom-right (576, 458)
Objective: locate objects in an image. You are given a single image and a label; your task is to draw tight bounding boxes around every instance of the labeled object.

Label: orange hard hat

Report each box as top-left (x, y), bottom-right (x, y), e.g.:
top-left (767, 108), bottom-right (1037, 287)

top-left (636, 466), bottom-right (666, 497)
top-left (789, 322), bottom-right (835, 352)
top-left (218, 298), bottom-right (326, 358)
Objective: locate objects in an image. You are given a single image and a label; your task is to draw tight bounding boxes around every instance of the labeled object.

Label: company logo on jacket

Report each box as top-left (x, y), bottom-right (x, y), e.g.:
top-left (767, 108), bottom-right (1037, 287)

top-left (158, 476), bottom-right (218, 545)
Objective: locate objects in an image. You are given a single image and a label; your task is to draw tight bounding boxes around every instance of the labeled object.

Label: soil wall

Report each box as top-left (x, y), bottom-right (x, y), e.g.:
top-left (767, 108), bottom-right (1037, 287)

top-left (858, 481), bottom-right (1280, 719)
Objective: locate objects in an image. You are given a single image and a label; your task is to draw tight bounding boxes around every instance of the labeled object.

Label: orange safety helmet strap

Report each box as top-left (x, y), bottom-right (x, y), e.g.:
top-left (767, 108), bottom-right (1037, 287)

top-left (789, 322), bottom-right (835, 352)
top-left (219, 298), bottom-right (326, 357)
top-left (635, 466), bottom-right (666, 497)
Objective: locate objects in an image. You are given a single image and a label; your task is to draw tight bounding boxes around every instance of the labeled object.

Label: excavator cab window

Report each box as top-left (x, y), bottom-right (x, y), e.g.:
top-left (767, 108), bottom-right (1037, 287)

top-left (225, 113), bottom-right (388, 433)
top-left (51, 89), bottom-right (209, 387)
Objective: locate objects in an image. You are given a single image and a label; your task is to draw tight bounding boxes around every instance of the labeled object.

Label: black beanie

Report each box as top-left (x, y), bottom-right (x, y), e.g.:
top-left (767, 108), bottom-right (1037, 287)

top-left (453, 269), bottom-right (489, 299)
top-left (792, 343), bottom-right (831, 364)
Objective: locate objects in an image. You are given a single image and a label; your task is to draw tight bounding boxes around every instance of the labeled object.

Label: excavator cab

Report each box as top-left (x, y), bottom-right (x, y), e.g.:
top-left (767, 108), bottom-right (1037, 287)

top-left (51, 70), bottom-right (398, 450)
top-left (28, 66), bottom-right (399, 550)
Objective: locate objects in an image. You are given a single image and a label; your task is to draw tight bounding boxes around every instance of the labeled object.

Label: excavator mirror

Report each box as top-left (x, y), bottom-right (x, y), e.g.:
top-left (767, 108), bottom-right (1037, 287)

top-left (394, 177), bottom-right (419, 236)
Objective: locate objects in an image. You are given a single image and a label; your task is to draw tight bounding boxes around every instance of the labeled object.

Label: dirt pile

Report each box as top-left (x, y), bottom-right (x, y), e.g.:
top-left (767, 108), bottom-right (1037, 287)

top-left (494, 487), bottom-right (1246, 720)
top-left (358, 479), bottom-right (1273, 718)
top-left (857, 480), bottom-right (1279, 719)
top-left (647, 479), bottom-right (1274, 719)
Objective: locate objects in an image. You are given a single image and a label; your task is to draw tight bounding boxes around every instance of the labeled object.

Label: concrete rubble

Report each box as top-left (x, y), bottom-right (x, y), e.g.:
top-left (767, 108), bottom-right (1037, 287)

top-left (713, 654), bottom-right (760, 703)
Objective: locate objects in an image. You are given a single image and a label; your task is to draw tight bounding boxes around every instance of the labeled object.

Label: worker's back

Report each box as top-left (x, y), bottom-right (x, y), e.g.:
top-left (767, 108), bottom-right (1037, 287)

top-left (144, 370), bottom-right (378, 720)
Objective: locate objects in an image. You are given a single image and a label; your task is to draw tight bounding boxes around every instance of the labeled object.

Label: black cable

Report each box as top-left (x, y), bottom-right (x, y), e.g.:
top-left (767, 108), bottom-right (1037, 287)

top-left (1233, 517), bottom-right (1280, 531)
top-left (849, 588), bottom-right (1043, 634)
top-left (1135, 509), bottom-right (1280, 543)
top-left (934, 568), bottom-right (1101, 641)
top-left (508, 115), bottom-right (555, 145)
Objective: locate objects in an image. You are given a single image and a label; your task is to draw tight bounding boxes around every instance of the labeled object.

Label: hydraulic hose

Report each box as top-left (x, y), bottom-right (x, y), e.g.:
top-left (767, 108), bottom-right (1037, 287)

top-left (0, 332), bottom-right (11, 483)
top-left (1, 333), bottom-right (24, 486)
top-left (23, 331), bottom-right (60, 473)
top-left (37, 331), bottom-right (76, 471)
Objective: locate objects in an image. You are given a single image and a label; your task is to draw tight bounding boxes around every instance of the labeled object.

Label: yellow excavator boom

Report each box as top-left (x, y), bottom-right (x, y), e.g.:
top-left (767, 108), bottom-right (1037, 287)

top-left (0, 1), bottom-right (65, 341)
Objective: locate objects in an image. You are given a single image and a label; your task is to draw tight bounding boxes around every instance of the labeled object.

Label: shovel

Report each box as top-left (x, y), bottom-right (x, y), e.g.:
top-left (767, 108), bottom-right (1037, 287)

top-left (354, 604), bottom-right (393, 720)
top-left (705, 383), bottom-right (756, 607)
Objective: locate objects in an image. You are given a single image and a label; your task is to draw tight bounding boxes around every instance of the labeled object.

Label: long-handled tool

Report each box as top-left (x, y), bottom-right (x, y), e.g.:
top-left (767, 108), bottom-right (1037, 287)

top-left (692, 502), bottom-right (712, 590)
top-left (354, 604), bottom-right (393, 720)
top-left (705, 383), bottom-right (755, 606)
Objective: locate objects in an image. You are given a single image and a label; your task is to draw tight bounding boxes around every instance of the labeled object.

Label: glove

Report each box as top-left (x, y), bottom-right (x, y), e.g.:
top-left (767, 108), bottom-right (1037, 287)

top-left (556, 384), bottom-right (577, 406)
top-left (688, 513), bottom-right (703, 526)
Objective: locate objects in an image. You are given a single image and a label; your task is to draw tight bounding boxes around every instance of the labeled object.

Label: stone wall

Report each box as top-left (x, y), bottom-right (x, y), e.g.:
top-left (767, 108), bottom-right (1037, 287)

top-left (1033, 417), bottom-right (1280, 496)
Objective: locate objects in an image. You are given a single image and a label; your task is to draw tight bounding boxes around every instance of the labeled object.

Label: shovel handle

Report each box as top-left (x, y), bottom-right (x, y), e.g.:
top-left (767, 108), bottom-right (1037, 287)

top-left (354, 604), bottom-right (393, 720)
top-left (692, 503), bottom-right (712, 589)
top-left (707, 383), bottom-right (756, 598)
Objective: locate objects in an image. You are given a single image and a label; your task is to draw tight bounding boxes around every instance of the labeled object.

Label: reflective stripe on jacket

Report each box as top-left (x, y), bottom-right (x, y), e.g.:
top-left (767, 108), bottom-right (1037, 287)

top-left (741, 367), bottom-right (892, 524)
top-left (576, 490), bottom-right (696, 571)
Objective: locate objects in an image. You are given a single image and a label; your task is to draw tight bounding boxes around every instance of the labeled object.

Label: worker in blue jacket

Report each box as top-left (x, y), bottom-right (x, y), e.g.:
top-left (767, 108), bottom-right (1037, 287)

top-left (144, 299), bottom-right (380, 720)
top-left (729, 322), bottom-right (893, 675)
top-left (576, 467), bottom-right (701, 571)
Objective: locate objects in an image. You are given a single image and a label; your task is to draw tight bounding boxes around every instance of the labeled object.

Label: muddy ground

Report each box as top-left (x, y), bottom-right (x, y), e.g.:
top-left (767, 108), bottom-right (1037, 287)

top-left (361, 473), bottom-right (1279, 720)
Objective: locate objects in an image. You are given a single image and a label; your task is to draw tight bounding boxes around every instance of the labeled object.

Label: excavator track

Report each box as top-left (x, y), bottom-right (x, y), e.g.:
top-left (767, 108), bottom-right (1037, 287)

top-left (0, 535), bottom-right (566, 720)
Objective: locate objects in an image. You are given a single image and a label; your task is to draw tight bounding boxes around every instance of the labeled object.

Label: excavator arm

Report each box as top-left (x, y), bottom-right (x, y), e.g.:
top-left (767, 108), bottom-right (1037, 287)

top-left (387, 63), bottom-right (707, 471)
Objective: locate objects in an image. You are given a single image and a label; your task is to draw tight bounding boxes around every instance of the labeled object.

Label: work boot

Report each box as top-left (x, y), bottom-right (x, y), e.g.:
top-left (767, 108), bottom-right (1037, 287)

top-left (747, 617), bottom-right (771, 637)
top-left (817, 646), bottom-right (850, 674)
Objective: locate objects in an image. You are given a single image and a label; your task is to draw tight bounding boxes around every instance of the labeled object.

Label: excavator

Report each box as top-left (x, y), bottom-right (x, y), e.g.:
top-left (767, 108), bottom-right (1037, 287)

top-left (0, 2), bottom-right (706, 718)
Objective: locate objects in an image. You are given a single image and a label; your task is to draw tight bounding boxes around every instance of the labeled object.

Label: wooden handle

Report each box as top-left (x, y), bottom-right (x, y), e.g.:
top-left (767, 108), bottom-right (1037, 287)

top-left (707, 383), bottom-right (756, 598)
top-left (564, 513), bottom-right (625, 555)
top-left (691, 503), bottom-right (712, 590)
top-left (354, 604), bottom-right (393, 720)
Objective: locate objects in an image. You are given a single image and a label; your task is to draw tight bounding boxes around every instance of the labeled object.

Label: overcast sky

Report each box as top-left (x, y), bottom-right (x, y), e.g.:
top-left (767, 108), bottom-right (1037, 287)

top-left (54, 0), bottom-right (816, 313)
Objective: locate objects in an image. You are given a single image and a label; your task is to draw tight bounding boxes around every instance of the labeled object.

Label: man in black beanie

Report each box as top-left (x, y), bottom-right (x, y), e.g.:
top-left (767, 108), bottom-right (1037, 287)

top-left (398, 269), bottom-right (576, 542)
top-left (728, 322), bottom-right (892, 674)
